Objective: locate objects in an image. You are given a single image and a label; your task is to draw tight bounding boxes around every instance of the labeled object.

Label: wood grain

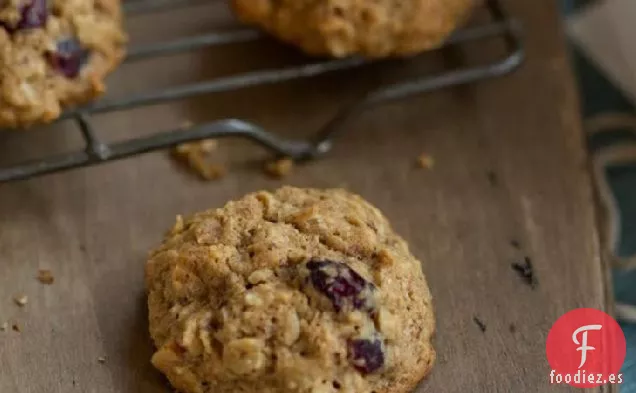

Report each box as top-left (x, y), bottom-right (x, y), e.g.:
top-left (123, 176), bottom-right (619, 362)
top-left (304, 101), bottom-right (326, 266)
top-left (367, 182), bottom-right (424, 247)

top-left (0, 1), bottom-right (612, 392)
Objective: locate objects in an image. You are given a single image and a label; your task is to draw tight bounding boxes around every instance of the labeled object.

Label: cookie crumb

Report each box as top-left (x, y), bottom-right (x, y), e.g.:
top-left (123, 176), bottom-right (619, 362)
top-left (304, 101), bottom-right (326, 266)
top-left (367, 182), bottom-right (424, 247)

top-left (11, 323), bottom-right (20, 332)
top-left (510, 240), bottom-right (521, 250)
top-left (175, 139), bottom-right (218, 155)
top-left (37, 269), bottom-right (55, 285)
top-left (172, 139), bottom-right (224, 181)
top-left (416, 154), bottom-right (435, 169)
top-left (97, 356), bottom-right (107, 364)
top-left (200, 164), bottom-right (226, 181)
top-left (197, 139), bottom-right (218, 153)
top-left (0, 322), bottom-right (8, 332)
top-left (509, 323), bottom-right (517, 333)
top-left (473, 317), bottom-right (486, 332)
top-left (13, 295), bottom-right (28, 307)
top-left (511, 257), bottom-right (538, 289)
top-left (264, 158), bottom-right (294, 179)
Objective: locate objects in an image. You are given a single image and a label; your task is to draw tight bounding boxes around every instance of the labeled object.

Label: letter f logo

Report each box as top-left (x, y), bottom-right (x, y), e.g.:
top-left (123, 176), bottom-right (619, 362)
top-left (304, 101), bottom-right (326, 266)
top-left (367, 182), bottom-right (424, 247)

top-left (572, 324), bottom-right (603, 369)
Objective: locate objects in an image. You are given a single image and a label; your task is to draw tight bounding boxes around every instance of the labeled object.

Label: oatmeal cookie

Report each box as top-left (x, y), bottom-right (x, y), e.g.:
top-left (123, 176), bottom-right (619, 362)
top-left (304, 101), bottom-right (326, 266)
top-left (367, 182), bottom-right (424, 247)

top-left (231, 0), bottom-right (475, 58)
top-left (0, 0), bottom-right (126, 128)
top-left (146, 187), bottom-right (435, 393)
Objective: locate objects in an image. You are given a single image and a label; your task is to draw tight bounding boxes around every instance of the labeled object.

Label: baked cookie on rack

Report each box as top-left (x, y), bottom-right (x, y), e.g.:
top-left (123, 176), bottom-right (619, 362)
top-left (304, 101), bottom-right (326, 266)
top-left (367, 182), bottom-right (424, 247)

top-left (231, 0), bottom-right (475, 58)
top-left (0, 0), bottom-right (126, 128)
top-left (146, 187), bottom-right (435, 393)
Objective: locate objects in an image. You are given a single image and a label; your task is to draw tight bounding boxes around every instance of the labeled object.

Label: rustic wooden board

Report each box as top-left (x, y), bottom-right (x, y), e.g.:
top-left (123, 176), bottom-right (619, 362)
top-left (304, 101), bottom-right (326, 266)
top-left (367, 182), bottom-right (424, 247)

top-left (0, 1), bottom-right (612, 392)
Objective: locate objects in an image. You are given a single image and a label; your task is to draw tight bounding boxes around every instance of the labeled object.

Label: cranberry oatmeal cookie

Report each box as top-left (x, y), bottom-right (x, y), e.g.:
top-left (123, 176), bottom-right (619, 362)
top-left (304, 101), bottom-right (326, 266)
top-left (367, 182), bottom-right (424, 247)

top-left (231, 0), bottom-right (475, 58)
top-left (0, 0), bottom-right (126, 128)
top-left (146, 187), bottom-right (435, 393)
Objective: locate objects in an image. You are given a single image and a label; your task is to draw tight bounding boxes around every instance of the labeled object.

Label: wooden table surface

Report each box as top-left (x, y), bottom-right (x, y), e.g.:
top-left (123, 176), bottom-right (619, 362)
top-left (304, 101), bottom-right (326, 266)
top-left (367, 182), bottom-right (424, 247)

top-left (0, 1), bottom-right (612, 392)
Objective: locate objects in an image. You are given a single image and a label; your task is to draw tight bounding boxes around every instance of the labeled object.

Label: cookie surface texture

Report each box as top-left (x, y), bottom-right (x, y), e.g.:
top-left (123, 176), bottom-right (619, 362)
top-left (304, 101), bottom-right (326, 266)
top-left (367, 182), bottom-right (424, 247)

top-left (0, 0), bottom-right (126, 128)
top-left (146, 187), bottom-right (435, 393)
top-left (232, 0), bottom-right (475, 58)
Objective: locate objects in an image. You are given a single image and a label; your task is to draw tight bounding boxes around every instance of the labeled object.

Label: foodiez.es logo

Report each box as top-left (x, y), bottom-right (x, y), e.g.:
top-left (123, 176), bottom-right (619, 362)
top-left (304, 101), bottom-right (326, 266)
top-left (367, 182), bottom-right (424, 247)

top-left (546, 308), bottom-right (626, 388)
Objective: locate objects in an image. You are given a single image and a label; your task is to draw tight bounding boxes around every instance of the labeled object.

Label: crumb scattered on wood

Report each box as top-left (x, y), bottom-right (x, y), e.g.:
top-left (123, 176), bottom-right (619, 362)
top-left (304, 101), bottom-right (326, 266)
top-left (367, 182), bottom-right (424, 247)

top-left (417, 154), bottom-right (435, 170)
top-left (509, 323), bottom-right (517, 333)
top-left (11, 323), bottom-right (20, 332)
top-left (196, 163), bottom-right (226, 181)
top-left (486, 171), bottom-right (499, 187)
top-left (264, 158), bottom-right (294, 179)
top-left (97, 356), bottom-right (107, 364)
top-left (0, 322), bottom-right (8, 332)
top-left (177, 139), bottom-right (218, 154)
top-left (13, 295), bottom-right (28, 307)
top-left (473, 317), bottom-right (487, 333)
top-left (510, 240), bottom-right (521, 250)
top-left (172, 139), bottom-right (225, 181)
top-left (37, 269), bottom-right (54, 285)
top-left (511, 257), bottom-right (538, 289)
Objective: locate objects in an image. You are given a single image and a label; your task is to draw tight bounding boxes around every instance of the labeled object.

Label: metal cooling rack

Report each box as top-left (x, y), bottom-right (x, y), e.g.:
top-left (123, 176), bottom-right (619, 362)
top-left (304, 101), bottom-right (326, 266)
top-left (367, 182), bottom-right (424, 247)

top-left (0, 0), bottom-right (524, 183)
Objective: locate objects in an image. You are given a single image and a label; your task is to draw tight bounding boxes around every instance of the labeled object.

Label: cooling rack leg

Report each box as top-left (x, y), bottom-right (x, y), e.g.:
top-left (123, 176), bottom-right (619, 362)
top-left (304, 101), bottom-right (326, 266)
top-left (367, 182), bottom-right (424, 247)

top-left (0, 151), bottom-right (89, 183)
top-left (76, 114), bottom-right (112, 161)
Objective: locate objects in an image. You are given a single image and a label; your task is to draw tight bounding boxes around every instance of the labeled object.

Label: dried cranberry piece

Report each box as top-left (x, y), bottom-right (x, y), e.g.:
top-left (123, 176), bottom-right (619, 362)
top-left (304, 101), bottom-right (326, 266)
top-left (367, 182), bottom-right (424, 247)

top-left (1, 0), bottom-right (48, 31)
top-left (17, 0), bottom-right (47, 29)
top-left (348, 338), bottom-right (385, 374)
top-left (47, 38), bottom-right (89, 78)
top-left (306, 260), bottom-right (376, 312)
